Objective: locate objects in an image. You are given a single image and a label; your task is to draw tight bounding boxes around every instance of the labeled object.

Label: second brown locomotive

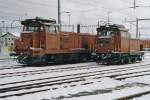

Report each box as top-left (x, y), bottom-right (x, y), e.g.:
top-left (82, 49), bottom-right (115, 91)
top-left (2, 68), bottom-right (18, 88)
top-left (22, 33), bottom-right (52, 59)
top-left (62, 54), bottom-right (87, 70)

top-left (95, 24), bottom-right (144, 64)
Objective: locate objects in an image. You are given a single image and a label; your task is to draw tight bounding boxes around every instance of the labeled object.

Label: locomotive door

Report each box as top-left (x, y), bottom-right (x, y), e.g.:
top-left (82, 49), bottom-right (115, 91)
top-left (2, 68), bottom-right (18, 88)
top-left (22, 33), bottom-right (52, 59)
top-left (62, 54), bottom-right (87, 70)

top-left (140, 44), bottom-right (143, 51)
top-left (82, 36), bottom-right (88, 49)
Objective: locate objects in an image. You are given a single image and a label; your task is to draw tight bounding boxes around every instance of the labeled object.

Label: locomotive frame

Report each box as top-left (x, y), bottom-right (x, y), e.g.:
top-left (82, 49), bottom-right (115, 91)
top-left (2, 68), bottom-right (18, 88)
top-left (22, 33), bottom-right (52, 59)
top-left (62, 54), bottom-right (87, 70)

top-left (15, 17), bottom-right (95, 65)
top-left (14, 17), bottom-right (149, 65)
top-left (95, 24), bottom-right (144, 64)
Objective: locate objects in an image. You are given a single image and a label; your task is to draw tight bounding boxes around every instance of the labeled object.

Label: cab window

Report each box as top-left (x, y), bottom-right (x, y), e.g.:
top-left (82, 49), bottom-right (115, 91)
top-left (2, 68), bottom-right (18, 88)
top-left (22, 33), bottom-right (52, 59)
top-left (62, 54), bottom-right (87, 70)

top-left (24, 26), bottom-right (39, 32)
top-left (45, 25), bottom-right (58, 33)
top-left (99, 30), bottom-right (114, 36)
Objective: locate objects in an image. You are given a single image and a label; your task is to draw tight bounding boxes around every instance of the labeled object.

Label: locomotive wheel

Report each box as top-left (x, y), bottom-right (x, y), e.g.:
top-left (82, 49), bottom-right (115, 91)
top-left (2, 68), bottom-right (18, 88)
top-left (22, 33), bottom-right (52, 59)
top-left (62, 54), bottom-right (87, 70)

top-left (55, 55), bottom-right (64, 64)
top-left (138, 57), bottom-right (142, 61)
top-left (120, 59), bottom-right (125, 64)
top-left (40, 55), bottom-right (48, 66)
top-left (131, 58), bottom-right (136, 63)
top-left (127, 58), bottom-right (131, 64)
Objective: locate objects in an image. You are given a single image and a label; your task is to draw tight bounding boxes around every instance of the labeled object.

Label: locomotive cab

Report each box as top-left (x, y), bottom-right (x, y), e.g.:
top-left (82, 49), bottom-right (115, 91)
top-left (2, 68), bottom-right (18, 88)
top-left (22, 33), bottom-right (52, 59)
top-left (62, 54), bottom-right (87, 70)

top-left (95, 24), bottom-right (143, 64)
top-left (14, 17), bottom-right (96, 65)
top-left (95, 24), bottom-right (119, 64)
top-left (21, 18), bottom-right (58, 51)
top-left (15, 17), bottom-right (58, 65)
top-left (96, 24), bottom-right (120, 53)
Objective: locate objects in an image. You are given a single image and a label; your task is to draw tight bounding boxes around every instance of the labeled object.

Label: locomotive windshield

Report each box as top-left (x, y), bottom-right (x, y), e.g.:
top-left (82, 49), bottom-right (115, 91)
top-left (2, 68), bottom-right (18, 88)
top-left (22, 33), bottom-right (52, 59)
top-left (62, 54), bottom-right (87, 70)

top-left (100, 30), bottom-right (114, 36)
top-left (97, 25), bottom-right (119, 36)
top-left (45, 25), bottom-right (58, 33)
top-left (23, 24), bottom-right (41, 32)
top-left (96, 25), bottom-right (118, 46)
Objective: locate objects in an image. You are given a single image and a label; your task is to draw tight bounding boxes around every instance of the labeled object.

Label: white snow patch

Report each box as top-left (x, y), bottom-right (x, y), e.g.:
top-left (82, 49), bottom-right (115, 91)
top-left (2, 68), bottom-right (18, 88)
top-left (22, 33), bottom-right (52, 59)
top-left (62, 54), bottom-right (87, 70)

top-left (132, 93), bottom-right (150, 100)
top-left (125, 75), bottom-right (150, 84)
top-left (63, 87), bottom-right (150, 100)
top-left (3, 78), bottom-right (125, 100)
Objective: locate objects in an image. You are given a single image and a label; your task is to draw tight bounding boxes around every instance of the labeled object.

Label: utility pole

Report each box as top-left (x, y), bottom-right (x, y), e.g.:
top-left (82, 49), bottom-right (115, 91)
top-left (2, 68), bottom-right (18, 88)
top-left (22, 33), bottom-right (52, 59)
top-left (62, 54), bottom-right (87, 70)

top-left (134, 0), bottom-right (136, 8)
top-left (58, 0), bottom-right (61, 31)
top-left (130, 0), bottom-right (137, 8)
top-left (68, 13), bottom-right (71, 25)
top-left (124, 18), bottom-right (139, 39)
top-left (1, 20), bottom-right (5, 33)
top-left (107, 11), bottom-right (111, 24)
top-left (124, 18), bottom-right (136, 30)
top-left (66, 12), bottom-right (71, 25)
top-left (124, 18), bottom-right (150, 40)
top-left (136, 18), bottom-right (150, 39)
top-left (136, 18), bottom-right (138, 39)
top-left (123, 18), bottom-right (139, 39)
top-left (131, 0), bottom-right (150, 8)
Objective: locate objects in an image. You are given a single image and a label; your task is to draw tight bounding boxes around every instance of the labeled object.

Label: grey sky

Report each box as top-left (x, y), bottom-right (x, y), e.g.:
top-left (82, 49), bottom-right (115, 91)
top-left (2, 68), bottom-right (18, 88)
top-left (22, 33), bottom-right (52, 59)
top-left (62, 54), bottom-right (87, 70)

top-left (0, 0), bottom-right (150, 37)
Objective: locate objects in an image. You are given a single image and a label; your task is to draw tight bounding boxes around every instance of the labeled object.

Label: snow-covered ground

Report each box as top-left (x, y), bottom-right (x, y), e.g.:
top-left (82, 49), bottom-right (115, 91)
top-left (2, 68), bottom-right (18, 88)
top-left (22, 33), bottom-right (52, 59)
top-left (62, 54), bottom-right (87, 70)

top-left (1, 52), bottom-right (150, 100)
top-left (0, 47), bottom-right (10, 60)
top-left (3, 77), bottom-right (150, 100)
top-left (0, 59), bottom-right (20, 68)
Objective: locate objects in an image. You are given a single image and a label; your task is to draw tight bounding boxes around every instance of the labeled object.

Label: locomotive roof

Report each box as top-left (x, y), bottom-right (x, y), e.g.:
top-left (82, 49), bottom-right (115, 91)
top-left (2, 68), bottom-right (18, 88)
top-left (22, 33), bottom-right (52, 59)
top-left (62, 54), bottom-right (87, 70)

top-left (98, 24), bottom-right (128, 32)
top-left (21, 17), bottom-right (56, 26)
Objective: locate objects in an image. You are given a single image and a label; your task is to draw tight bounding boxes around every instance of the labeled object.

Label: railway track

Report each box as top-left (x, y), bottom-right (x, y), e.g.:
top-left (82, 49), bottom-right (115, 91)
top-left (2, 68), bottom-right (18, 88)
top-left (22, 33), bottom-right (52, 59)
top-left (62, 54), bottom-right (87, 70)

top-left (1, 63), bottom-right (150, 87)
top-left (1, 62), bottom-right (150, 79)
top-left (1, 63), bottom-right (150, 98)
top-left (0, 63), bottom-right (99, 78)
top-left (0, 65), bottom-right (26, 70)
top-left (0, 62), bottom-right (97, 73)
top-left (0, 61), bottom-right (96, 70)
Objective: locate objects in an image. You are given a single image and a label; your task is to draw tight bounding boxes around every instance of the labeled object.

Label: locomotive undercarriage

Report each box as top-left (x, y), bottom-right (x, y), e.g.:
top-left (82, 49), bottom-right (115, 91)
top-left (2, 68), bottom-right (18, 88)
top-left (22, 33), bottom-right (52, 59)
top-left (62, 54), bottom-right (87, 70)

top-left (96, 52), bottom-right (143, 65)
top-left (17, 53), bottom-right (91, 66)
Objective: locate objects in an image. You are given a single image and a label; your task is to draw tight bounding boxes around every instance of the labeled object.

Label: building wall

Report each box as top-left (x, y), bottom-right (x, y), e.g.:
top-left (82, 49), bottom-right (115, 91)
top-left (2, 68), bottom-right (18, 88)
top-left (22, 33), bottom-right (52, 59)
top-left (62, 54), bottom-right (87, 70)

top-left (0, 32), bottom-right (18, 54)
top-left (0, 33), bottom-right (2, 53)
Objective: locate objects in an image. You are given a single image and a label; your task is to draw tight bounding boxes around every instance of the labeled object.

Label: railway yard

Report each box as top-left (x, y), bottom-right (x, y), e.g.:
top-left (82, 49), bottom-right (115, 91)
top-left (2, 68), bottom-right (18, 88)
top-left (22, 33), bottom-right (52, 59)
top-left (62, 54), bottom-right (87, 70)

top-left (0, 0), bottom-right (150, 99)
top-left (0, 52), bottom-right (149, 100)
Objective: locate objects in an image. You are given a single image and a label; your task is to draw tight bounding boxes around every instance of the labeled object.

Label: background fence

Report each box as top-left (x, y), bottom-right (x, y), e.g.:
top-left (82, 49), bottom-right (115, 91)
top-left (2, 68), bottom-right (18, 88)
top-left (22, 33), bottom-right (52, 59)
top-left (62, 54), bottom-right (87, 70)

top-left (0, 24), bottom-right (98, 36)
top-left (61, 25), bottom-right (97, 34)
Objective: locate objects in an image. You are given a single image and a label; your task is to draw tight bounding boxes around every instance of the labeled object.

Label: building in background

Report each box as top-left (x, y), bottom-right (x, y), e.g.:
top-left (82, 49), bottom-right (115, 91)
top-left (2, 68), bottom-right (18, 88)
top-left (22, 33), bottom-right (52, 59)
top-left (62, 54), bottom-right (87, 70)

top-left (0, 32), bottom-right (2, 53)
top-left (0, 32), bottom-right (18, 57)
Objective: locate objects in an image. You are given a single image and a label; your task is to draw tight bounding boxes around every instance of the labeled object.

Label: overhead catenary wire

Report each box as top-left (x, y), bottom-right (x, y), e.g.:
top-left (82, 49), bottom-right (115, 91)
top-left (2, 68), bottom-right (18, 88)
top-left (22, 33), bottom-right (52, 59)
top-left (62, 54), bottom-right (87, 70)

top-left (67, 0), bottom-right (137, 19)
top-left (0, 0), bottom-right (138, 19)
top-left (0, 0), bottom-right (68, 20)
top-left (0, 0), bottom-right (149, 27)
